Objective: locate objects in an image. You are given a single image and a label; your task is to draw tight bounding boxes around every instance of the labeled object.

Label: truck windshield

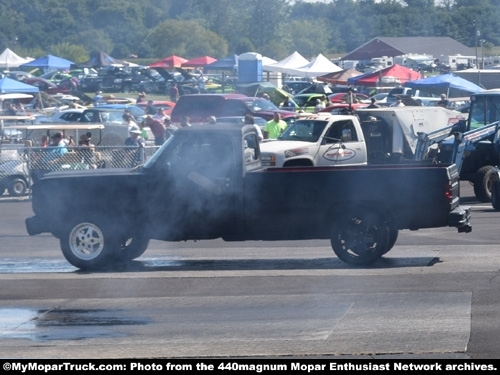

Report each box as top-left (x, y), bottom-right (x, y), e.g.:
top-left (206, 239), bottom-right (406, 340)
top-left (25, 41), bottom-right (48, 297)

top-left (279, 120), bottom-right (328, 142)
top-left (468, 94), bottom-right (500, 130)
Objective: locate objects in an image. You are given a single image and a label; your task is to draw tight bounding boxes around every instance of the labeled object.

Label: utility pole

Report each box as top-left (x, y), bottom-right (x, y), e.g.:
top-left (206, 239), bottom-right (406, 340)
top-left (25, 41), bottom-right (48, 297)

top-left (474, 22), bottom-right (480, 69)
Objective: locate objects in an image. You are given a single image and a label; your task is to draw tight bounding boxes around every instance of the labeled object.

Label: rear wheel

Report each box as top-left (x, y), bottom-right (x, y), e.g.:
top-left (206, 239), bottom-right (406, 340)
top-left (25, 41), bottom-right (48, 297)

top-left (474, 165), bottom-right (495, 202)
top-left (114, 236), bottom-right (150, 263)
top-left (60, 216), bottom-right (118, 270)
top-left (331, 211), bottom-right (389, 266)
top-left (492, 181), bottom-right (500, 210)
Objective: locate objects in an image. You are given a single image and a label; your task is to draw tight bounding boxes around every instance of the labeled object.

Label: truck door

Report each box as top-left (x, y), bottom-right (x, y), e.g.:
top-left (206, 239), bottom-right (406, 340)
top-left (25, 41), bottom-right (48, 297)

top-left (147, 132), bottom-right (238, 240)
top-left (317, 119), bottom-right (368, 166)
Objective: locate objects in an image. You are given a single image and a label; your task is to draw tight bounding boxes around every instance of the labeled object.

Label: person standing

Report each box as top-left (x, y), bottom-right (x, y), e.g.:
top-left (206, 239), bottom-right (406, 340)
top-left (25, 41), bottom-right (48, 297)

top-left (169, 83), bottom-right (179, 103)
top-left (437, 93), bottom-right (449, 108)
top-left (136, 92), bottom-right (146, 104)
top-left (144, 115), bottom-right (166, 145)
top-left (391, 97), bottom-right (405, 107)
top-left (264, 112), bottom-right (287, 139)
top-left (180, 116), bottom-right (191, 127)
top-left (93, 91), bottom-right (103, 106)
top-left (164, 115), bottom-right (177, 140)
top-left (145, 99), bottom-right (156, 115)
top-left (125, 126), bottom-right (145, 166)
top-left (282, 97), bottom-right (296, 111)
top-left (367, 97), bottom-right (380, 108)
top-left (314, 98), bottom-right (325, 112)
top-left (244, 114), bottom-right (263, 141)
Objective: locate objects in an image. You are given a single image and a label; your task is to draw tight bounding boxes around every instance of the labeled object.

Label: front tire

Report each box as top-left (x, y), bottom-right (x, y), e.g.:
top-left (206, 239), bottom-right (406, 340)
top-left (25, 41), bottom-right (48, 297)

top-left (331, 211), bottom-right (389, 266)
top-left (60, 216), bottom-right (118, 270)
top-left (7, 177), bottom-right (28, 197)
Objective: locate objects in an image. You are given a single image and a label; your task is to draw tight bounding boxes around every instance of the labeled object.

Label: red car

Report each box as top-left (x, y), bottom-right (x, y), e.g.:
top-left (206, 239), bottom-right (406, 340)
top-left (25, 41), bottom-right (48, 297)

top-left (23, 77), bottom-right (79, 95)
top-left (328, 92), bottom-right (370, 103)
top-left (136, 100), bottom-right (176, 116)
top-left (319, 103), bottom-right (369, 114)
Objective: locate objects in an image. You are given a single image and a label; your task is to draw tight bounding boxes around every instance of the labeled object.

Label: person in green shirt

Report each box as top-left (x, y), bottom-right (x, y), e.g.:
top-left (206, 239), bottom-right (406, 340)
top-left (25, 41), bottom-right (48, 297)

top-left (264, 112), bottom-right (287, 139)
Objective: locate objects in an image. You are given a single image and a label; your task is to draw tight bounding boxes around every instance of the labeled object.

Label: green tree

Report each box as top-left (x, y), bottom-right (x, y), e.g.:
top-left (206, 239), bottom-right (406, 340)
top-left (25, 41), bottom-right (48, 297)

top-left (49, 43), bottom-right (89, 64)
top-left (147, 19), bottom-right (228, 58)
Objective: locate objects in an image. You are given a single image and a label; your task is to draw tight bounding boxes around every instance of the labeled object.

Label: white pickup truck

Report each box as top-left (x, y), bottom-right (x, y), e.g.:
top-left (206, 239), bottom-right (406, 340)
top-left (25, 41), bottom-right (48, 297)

top-left (260, 106), bottom-right (467, 167)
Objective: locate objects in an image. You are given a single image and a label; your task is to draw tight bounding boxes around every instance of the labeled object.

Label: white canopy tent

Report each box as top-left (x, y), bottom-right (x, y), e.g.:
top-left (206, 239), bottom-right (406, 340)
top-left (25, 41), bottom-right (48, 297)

top-left (0, 48), bottom-right (31, 70)
top-left (287, 53), bottom-right (342, 78)
top-left (263, 51), bottom-right (310, 75)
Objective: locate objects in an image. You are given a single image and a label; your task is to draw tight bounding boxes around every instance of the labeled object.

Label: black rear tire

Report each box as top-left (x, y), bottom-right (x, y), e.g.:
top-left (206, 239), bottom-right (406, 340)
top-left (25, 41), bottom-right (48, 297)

top-left (474, 165), bottom-right (495, 202)
top-left (114, 236), bottom-right (150, 263)
top-left (492, 182), bottom-right (500, 210)
top-left (331, 211), bottom-right (389, 266)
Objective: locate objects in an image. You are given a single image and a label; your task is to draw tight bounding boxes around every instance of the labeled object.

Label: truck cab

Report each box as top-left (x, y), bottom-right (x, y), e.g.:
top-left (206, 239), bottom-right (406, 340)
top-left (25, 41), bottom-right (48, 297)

top-left (260, 113), bottom-right (368, 167)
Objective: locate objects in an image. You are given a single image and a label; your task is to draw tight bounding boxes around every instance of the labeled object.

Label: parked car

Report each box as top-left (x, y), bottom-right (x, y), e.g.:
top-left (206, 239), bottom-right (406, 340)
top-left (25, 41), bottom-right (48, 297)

top-left (282, 81), bottom-right (312, 94)
top-left (79, 106), bottom-right (152, 145)
top-left (40, 71), bottom-right (72, 84)
top-left (94, 104), bottom-right (146, 123)
top-left (170, 94), bottom-right (296, 125)
top-left (35, 108), bottom-right (85, 124)
top-left (24, 77), bottom-right (79, 95)
top-left (292, 93), bottom-right (328, 112)
top-left (328, 92), bottom-right (370, 103)
top-left (136, 100), bottom-right (176, 116)
top-left (4, 71), bottom-right (33, 81)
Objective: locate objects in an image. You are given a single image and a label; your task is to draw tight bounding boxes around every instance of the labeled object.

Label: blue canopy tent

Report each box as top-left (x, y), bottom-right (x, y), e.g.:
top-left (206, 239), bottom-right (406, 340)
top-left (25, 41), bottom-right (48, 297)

top-left (19, 54), bottom-right (74, 71)
top-left (403, 73), bottom-right (484, 98)
top-left (0, 77), bottom-right (39, 94)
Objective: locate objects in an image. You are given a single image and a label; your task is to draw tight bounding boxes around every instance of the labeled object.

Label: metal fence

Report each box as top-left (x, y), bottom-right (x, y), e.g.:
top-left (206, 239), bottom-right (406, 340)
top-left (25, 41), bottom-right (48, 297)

top-left (0, 144), bottom-right (160, 197)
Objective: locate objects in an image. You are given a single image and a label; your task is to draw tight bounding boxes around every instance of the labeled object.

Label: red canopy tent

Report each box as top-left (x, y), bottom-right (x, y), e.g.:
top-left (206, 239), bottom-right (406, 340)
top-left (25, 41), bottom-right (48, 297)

top-left (148, 55), bottom-right (188, 68)
top-left (348, 64), bottom-right (423, 86)
top-left (317, 68), bottom-right (363, 85)
top-left (182, 55), bottom-right (217, 68)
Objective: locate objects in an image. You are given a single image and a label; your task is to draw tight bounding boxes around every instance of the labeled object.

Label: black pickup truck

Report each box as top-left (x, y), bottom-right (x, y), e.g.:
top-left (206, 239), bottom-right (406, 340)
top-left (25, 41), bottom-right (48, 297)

top-left (26, 125), bottom-right (472, 270)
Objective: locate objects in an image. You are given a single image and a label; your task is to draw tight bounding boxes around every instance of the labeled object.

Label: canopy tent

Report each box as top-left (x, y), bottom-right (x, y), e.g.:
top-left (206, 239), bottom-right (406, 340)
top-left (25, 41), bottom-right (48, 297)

top-left (403, 73), bottom-right (484, 98)
top-left (262, 56), bottom-right (277, 67)
top-left (0, 77), bottom-right (39, 94)
top-left (235, 81), bottom-right (292, 106)
top-left (286, 53), bottom-right (342, 78)
top-left (347, 64), bottom-right (422, 86)
top-left (78, 51), bottom-right (128, 68)
top-left (204, 55), bottom-right (238, 71)
top-left (149, 55), bottom-right (188, 68)
top-left (20, 54), bottom-right (74, 71)
top-left (0, 48), bottom-right (31, 69)
top-left (181, 55), bottom-right (217, 68)
top-left (263, 51), bottom-right (309, 75)
top-left (317, 68), bottom-right (363, 85)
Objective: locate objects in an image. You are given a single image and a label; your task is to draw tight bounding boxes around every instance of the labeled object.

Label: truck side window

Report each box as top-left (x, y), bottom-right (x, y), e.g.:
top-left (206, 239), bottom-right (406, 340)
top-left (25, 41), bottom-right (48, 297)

top-left (243, 133), bottom-right (259, 164)
top-left (325, 120), bottom-right (358, 144)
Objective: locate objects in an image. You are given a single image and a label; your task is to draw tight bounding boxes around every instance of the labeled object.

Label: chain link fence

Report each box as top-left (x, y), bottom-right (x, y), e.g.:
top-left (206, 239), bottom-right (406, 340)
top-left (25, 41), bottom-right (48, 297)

top-left (0, 144), bottom-right (160, 197)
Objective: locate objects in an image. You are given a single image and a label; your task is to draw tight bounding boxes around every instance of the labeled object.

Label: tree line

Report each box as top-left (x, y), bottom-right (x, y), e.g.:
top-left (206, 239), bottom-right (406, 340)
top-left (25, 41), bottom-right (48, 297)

top-left (0, 0), bottom-right (499, 65)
